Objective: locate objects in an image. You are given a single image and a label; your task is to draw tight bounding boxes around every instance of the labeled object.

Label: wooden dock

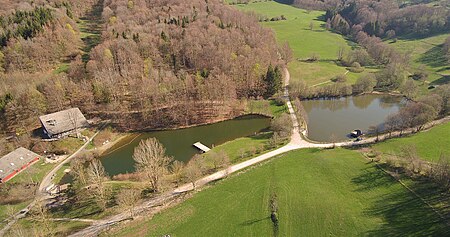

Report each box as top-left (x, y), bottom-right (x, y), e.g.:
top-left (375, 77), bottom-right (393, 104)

top-left (193, 142), bottom-right (211, 153)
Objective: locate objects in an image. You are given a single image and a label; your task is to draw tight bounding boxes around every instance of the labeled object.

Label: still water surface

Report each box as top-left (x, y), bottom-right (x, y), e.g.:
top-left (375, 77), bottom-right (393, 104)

top-left (302, 94), bottom-right (404, 142)
top-left (100, 115), bottom-right (270, 176)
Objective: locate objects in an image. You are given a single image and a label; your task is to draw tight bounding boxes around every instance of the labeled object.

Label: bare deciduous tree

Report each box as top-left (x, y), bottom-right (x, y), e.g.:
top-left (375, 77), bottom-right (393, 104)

top-left (170, 160), bottom-right (185, 183)
top-left (368, 125), bottom-right (381, 142)
top-left (133, 138), bottom-right (173, 192)
top-left (184, 154), bottom-right (205, 190)
top-left (116, 188), bottom-right (141, 219)
top-left (87, 159), bottom-right (110, 210)
top-left (432, 154), bottom-right (450, 188)
top-left (30, 202), bottom-right (54, 237)
top-left (68, 109), bottom-right (80, 138)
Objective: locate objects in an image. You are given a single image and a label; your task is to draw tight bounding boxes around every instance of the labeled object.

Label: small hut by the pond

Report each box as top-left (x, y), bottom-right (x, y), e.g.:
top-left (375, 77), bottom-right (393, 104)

top-left (350, 129), bottom-right (363, 138)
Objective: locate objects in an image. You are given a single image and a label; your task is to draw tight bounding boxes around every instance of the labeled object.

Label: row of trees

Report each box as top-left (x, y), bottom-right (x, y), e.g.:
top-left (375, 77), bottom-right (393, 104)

top-left (384, 85), bottom-right (450, 135)
top-left (67, 113), bottom-right (293, 211)
top-left (289, 73), bottom-right (376, 99)
top-left (383, 146), bottom-right (450, 189)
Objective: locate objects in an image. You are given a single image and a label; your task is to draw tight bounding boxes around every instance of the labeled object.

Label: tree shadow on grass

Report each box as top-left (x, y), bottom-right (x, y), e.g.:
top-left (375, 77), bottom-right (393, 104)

top-left (417, 45), bottom-right (447, 69)
top-left (240, 216), bottom-right (270, 226)
top-left (352, 167), bottom-right (450, 236)
top-left (351, 166), bottom-right (397, 192)
top-left (51, 198), bottom-right (103, 219)
top-left (431, 75), bottom-right (450, 85)
top-left (274, 0), bottom-right (294, 5)
top-left (248, 132), bottom-right (272, 141)
top-left (79, 0), bottom-right (104, 62)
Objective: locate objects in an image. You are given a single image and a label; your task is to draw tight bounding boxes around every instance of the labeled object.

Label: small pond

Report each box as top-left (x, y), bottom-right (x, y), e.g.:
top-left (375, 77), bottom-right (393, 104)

top-left (100, 115), bottom-right (271, 176)
top-left (302, 94), bottom-right (404, 142)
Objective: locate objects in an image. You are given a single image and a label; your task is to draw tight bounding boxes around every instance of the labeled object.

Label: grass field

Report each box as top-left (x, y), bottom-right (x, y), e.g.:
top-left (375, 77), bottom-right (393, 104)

top-left (203, 131), bottom-right (286, 166)
top-left (390, 33), bottom-right (450, 86)
top-left (105, 148), bottom-right (448, 237)
top-left (372, 121), bottom-right (450, 162)
top-left (233, 1), bottom-right (367, 86)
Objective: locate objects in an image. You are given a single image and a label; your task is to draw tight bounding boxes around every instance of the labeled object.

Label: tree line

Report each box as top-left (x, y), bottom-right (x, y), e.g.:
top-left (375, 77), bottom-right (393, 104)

top-left (294, 0), bottom-right (450, 38)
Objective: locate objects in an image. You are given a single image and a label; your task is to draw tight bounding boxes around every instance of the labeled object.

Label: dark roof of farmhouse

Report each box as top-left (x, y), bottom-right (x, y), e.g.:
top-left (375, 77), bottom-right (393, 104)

top-left (0, 147), bottom-right (41, 179)
top-left (39, 108), bottom-right (89, 135)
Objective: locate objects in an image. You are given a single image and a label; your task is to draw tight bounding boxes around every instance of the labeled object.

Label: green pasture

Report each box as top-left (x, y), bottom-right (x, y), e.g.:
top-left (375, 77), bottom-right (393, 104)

top-left (372, 121), bottom-right (450, 162)
top-left (105, 148), bottom-right (448, 236)
top-left (234, 1), bottom-right (365, 86)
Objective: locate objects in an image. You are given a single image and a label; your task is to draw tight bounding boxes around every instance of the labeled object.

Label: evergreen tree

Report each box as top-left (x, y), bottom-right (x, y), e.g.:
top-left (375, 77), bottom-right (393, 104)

top-left (264, 65), bottom-right (283, 98)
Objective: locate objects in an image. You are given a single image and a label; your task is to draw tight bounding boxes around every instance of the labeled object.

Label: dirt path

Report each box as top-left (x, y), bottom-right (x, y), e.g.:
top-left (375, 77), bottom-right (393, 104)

top-left (38, 131), bottom-right (102, 196)
top-left (312, 70), bottom-right (349, 87)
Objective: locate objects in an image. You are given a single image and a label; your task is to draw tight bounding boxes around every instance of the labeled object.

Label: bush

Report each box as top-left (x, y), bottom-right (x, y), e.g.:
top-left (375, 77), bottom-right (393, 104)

top-left (332, 74), bottom-right (347, 83)
top-left (352, 74), bottom-right (376, 94)
top-left (306, 53), bottom-right (320, 62)
top-left (351, 62), bottom-right (361, 68)
top-left (348, 62), bottom-right (364, 73)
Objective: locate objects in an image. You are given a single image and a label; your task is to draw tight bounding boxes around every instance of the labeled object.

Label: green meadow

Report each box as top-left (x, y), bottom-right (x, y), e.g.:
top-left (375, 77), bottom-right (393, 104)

top-left (390, 33), bottom-right (450, 86)
top-left (372, 121), bottom-right (450, 162)
top-left (105, 148), bottom-right (448, 237)
top-left (233, 1), bottom-right (366, 86)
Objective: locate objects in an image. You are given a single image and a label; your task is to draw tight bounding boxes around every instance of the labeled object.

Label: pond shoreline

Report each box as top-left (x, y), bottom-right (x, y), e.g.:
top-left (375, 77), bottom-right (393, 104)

top-left (99, 114), bottom-right (272, 175)
top-left (98, 113), bottom-right (273, 156)
top-left (299, 90), bottom-right (404, 101)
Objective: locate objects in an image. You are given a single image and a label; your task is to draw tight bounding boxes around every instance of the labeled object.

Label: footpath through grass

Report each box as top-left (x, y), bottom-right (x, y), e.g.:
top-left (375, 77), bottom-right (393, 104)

top-left (234, 1), bottom-right (365, 86)
top-left (372, 121), bottom-right (450, 162)
top-left (105, 148), bottom-right (448, 237)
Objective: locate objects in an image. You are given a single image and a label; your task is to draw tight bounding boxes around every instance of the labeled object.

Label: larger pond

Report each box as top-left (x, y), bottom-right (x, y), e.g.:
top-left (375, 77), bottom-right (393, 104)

top-left (100, 115), bottom-right (270, 176)
top-left (302, 94), bottom-right (404, 142)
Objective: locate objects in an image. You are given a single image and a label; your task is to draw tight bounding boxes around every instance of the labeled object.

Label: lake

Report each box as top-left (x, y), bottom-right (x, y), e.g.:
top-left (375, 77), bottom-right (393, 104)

top-left (302, 94), bottom-right (404, 142)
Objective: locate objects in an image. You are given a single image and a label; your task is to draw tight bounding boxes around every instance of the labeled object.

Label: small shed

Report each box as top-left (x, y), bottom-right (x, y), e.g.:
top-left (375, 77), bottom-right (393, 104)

top-left (350, 129), bottom-right (363, 138)
top-left (39, 108), bottom-right (89, 139)
top-left (0, 147), bottom-right (41, 183)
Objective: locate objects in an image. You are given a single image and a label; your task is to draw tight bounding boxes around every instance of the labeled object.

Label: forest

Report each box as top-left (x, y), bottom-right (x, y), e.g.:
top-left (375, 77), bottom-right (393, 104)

top-left (293, 0), bottom-right (450, 38)
top-left (0, 0), bottom-right (286, 142)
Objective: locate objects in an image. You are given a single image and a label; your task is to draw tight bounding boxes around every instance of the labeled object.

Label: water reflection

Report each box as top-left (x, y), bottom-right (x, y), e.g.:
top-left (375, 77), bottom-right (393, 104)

top-left (302, 94), bottom-right (403, 142)
top-left (100, 115), bottom-right (271, 175)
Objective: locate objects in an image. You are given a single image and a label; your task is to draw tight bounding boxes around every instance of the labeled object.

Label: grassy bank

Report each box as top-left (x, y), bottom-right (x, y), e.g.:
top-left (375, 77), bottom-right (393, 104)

top-left (104, 148), bottom-right (448, 236)
top-left (372, 121), bottom-right (450, 162)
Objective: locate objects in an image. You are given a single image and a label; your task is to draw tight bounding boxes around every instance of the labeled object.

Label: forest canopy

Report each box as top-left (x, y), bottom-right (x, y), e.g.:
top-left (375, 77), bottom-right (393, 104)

top-left (0, 0), bottom-right (285, 135)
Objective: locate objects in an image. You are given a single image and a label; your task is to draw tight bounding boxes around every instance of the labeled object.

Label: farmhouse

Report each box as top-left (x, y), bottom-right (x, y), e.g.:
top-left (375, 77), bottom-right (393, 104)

top-left (0, 147), bottom-right (41, 183)
top-left (39, 108), bottom-right (89, 139)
